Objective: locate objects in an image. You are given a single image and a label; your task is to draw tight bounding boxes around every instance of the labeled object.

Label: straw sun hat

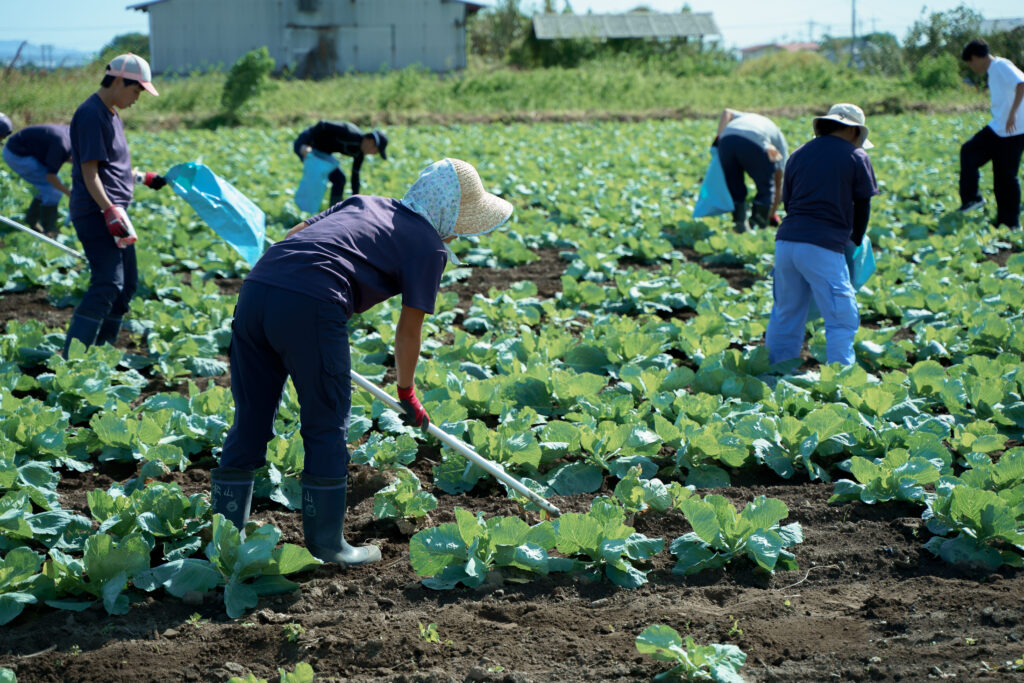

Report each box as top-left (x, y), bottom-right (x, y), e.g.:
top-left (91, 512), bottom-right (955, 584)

top-left (450, 158), bottom-right (514, 236)
top-left (813, 103), bottom-right (874, 149)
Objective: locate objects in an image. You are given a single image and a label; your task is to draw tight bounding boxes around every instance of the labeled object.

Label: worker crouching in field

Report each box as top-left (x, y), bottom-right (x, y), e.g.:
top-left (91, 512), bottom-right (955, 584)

top-left (294, 120), bottom-right (388, 204)
top-left (62, 54), bottom-right (166, 356)
top-left (765, 104), bottom-right (879, 366)
top-left (210, 158), bottom-right (513, 566)
top-left (1, 122), bottom-right (72, 237)
top-left (714, 108), bottom-right (788, 232)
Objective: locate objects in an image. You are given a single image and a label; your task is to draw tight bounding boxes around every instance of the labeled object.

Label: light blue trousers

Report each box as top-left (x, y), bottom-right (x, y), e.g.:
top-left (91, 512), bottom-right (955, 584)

top-left (2, 146), bottom-right (64, 206)
top-left (765, 240), bottom-right (859, 366)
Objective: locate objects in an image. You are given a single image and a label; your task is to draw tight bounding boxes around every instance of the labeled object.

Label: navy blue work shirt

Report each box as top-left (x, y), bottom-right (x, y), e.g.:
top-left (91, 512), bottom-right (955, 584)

top-left (5, 124), bottom-right (72, 174)
top-left (69, 93), bottom-right (134, 219)
top-left (776, 135), bottom-right (878, 253)
top-left (247, 195), bottom-right (448, 317)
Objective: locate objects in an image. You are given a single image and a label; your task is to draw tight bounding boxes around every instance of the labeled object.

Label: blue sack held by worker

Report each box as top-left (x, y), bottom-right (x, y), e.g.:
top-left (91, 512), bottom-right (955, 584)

top-left (806, 236), bottom-right (876, 320)
top-left (693, 147), bottom-right (734, 218)
top-left (164, 162), bottom-right (266, 267)
top-left (295, 149), bottom-right (339, 214)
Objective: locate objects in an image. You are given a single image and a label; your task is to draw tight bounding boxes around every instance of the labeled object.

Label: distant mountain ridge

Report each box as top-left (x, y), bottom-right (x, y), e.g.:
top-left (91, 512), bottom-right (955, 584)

top-left (0, 40), bottom-right (94, 67)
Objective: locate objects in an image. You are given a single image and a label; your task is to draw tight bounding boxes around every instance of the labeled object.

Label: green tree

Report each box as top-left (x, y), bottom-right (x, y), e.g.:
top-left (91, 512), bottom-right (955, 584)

top-left (221, 47), bottom-right (275, 123)
top-left (96, 33), bottom-right (150, 63)
top-left (903, 4), bottom-right (982, 69)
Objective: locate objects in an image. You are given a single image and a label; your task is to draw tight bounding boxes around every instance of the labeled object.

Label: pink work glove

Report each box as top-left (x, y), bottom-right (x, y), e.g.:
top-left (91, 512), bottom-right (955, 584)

top-left (103, 206), bottom-right (137, 248)
top-left (397, 384), bottom-right (430, 430)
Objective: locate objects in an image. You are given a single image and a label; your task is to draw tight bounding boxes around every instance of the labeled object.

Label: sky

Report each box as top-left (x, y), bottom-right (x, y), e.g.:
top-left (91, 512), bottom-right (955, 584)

top-left (0, 0), bottom-right (1021, 54)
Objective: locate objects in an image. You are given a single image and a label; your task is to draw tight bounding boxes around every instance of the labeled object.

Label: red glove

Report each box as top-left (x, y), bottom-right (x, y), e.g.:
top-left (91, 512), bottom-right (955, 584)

top-left (397, 384), bottom-right (430, 430)
top-left (769, 213), bottom-right (781, 227)
top-left (134, 170), bottom-right (167, 190)
top-left (103, 205), bottom-right (137, 248)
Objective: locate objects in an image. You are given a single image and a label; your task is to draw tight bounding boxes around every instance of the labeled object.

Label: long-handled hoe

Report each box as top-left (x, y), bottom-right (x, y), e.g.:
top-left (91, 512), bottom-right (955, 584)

top-left (1, 212), bottom-right (562, 517)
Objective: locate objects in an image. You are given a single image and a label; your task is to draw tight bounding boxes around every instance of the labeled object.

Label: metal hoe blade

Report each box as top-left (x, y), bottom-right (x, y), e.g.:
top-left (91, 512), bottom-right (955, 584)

top-left (350, 370), bottom-right (561, 517)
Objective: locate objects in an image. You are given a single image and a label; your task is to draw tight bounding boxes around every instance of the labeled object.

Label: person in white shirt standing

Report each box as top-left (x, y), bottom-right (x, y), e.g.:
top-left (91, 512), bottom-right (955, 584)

top-left (959, 38), bottom-right (1024, 229)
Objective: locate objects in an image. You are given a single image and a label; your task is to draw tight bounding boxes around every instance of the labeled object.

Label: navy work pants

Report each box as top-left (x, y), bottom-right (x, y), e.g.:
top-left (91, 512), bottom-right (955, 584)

top-left (220, 281), bottom-right (352, 479)
top-left (66, 211), bottom-right (137, 347)
top-left (960, 125), bottom-right (1024, 227)
top-left (718, 134), bottom-right (776, 209)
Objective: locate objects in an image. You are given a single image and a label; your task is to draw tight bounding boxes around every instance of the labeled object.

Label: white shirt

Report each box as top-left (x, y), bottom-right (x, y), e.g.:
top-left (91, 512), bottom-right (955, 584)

top-left (987, 56), bottom-right (1024, 137)
top-left (721, 112), bottom-right (789, 170)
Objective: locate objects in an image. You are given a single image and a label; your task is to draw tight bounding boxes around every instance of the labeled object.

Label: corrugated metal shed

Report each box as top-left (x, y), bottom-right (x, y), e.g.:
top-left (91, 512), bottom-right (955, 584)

top-left (533, 12), bottom-right (719, 40)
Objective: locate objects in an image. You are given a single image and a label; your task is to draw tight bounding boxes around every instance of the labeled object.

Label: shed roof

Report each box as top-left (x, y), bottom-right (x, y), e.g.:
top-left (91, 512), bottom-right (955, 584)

top-left (128, 0), bottom-right (488, 10)
top-left (533, 12), bottom-right (719, 40)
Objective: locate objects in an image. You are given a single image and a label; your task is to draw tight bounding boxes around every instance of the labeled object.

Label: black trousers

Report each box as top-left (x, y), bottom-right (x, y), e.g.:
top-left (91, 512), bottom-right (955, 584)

top-left (960, 125), bottom-right (1024, 227)
top-left (718, 134), bottom-right (776, 209)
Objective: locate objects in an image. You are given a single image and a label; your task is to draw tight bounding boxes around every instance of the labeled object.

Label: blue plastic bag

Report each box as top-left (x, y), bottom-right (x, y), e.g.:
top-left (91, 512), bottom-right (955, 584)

top-left (805, 236), bottom-right (876, 320)
top-left (165, 162), bottom-right (266, 267)
top-left (693, 147), bottom-right (734, 218)
top-left (294, 149), bottom-right (339, 214)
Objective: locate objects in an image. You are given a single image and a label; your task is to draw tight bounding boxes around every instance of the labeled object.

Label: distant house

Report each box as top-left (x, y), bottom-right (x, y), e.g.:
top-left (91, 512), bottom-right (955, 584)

top-left (532, 12), bottom-right (719, 42)
top-left (740, 42), bottom-right (819, 61)
top-left (979, 18), bottom-right (1024, 34)
top-left (127, 0), bottom-right (486, 77)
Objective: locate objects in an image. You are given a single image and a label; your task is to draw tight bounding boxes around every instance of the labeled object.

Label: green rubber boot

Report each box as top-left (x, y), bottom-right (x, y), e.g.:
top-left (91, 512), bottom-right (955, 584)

top-left (302, 474), bottom-right (381, 566)
top-left (210, 467), bottom-right (254, 531)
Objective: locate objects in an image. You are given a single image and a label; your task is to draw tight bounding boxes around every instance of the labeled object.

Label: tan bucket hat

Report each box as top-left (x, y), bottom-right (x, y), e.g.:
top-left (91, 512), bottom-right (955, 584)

top-left (813, 103), bottom-right (873, 149)
top-left (450, 159), bottom-right (514, 236)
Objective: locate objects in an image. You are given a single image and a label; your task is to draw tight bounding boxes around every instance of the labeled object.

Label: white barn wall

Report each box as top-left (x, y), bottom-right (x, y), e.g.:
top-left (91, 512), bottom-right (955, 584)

top-left (140, 0), bottom-right (471, 74)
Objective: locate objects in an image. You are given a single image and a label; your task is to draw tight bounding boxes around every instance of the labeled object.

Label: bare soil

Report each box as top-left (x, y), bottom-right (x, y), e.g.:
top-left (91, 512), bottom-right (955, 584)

top-left (1, 252), bottom-right (1022, 683)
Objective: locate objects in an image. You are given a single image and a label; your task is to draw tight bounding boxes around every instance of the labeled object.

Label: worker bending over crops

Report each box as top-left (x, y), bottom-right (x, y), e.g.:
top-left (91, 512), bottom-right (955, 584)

top-left (713, 108), bottom-right (788, 232)
top-left (1, 122), bottom-right (72, 237)
top-left (293, 120), bottom-right (388, 204)
top-left (765, 103), bottom-right (879, 366)
top-left (62, 54), bottom-right (167, 356)
top-left (210, 158), bottom-right (513, 566)
top-left (958, 38), bottom-right (1024, 229)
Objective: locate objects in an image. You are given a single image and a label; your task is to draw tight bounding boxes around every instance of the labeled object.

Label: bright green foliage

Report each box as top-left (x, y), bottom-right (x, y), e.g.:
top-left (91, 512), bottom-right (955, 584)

top-left (671, 495), bottom-right (802, 575)
top-left (135, 515), bottom-right (321, 618)
top-left (353, 433), bottom-right (420, 470)
top-left (554, 497), bottom-right (664, 588)
top-left (613, 465), bottom-right (672, 514)
top-left (88, 482), bottom-right (210, 559)
top-left (0, 394), bottom-right (69, 462)
top-left (373, 467), bottom-right (439, 520)
top-left (0, 547), bottom-right (51, 626)
top-left (830, 449), bottom-right (943, 504)
top-left (227, 662), bottom-right (314, 683)
top-left (922, 481), bottom-right (1024, 571)
top-left (410, 508), bottom-right (563, 589)
top-left (636, 624), bottom-right (747, 682)
top-left (221, 47), bottom-right (275, 117)
top-left (37, 342), bottom-right (146, 421)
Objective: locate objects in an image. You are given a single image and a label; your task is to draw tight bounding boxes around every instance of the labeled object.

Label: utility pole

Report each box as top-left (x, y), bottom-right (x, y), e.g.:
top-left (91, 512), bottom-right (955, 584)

top-left (808, 19), bottom-right (817, 43)
top-left (850, 0), bottom-right (857, 66)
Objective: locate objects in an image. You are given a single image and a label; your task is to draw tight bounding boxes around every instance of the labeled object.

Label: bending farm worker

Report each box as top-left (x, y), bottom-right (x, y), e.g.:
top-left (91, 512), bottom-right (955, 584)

top-left (293, 120), bottom-right (388, 205)
top-left (62, 53), bottom-right (166, 357)
top-left (713, 108), bottom-right (788, 232)
top-left (765, 103), bottom-right (879, 366)
top-left (1, 120), bottom-right (71, 237)
top-left (958, 38), bottom-right (1024, 229)
top-left (210, 158), bottom-right (513, 566)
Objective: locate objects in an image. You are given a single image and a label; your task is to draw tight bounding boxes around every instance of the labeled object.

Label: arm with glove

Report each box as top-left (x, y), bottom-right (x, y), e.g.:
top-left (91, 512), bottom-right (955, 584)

top-left (81, 160), bottom-right (137, 247)
top-left (394, 305), bottom-right (429, 430)
top-left (133, 169), bottom-right (166, 190)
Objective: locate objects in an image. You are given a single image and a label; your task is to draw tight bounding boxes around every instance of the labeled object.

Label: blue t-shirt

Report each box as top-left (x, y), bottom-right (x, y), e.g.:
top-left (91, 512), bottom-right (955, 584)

top-left (5, 124), bottom-right (71, 174)
top-left (247, 195), bottom-right (448, 316)
top-left (69, 93), bottom-right (134, 219)
top-left (776, 135), bottom-right (878, 253)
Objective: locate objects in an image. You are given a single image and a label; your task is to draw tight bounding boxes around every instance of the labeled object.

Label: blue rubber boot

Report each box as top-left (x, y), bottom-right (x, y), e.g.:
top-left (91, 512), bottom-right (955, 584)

top-left (302, 474), bottom-right (381, 566)
top-left (62, 314), bottom-right (102, 358)
top-left (95, 317), bottom-right (123, 346)
top-left (210, 466), bottom-right (254, 531)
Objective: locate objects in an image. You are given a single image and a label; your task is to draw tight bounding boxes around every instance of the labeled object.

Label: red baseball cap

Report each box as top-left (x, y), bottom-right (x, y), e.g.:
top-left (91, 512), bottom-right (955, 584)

top-left (106, 53), bottom-right (159, 96)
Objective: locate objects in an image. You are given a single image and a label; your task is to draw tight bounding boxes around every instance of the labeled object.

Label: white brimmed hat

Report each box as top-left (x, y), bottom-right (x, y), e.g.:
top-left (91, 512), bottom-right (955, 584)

top-left (450, 159), bottom-right (514, 236)
top-left (813, 103), bottom-right (873, 149)
top-left (106, 53), bottom-right (159, 96)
